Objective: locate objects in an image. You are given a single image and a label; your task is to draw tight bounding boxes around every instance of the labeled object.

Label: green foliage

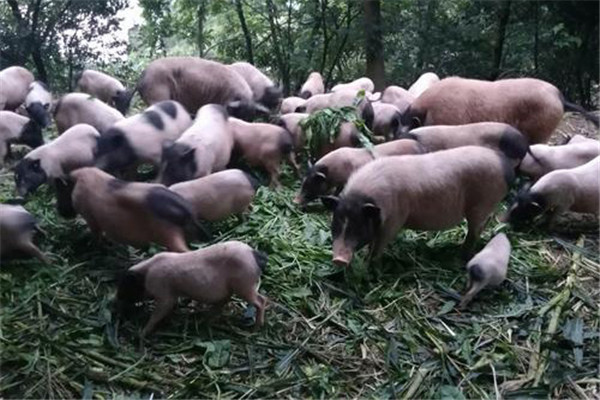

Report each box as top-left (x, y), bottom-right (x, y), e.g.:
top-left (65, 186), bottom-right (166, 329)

top-left (300, 106), bottom-right (374, 161)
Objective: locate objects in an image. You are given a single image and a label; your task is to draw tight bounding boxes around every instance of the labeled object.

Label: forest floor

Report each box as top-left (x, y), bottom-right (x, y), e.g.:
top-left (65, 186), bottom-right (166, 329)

top-left (1, 113), bottom-right (598, 399)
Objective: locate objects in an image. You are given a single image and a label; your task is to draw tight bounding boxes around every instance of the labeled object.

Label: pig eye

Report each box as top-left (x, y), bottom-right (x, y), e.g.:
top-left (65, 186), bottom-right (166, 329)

top-left (43, 103), bottom-right (50, 110)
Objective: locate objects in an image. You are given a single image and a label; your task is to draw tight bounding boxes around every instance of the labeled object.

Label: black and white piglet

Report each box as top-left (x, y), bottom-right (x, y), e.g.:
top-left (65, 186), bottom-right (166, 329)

top-left (95, 101), bottom-right (191, 174)
top-left (0, 111), bottom-right (43, 165)
top-left (0, 204), bottom-right (47, 263)
top-left (459, 232), bottom-right (510, 309)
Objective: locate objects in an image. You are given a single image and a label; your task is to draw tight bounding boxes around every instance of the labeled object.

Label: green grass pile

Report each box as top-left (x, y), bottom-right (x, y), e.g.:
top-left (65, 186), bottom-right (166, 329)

top-left (1, 121), bottom-right (598, 398)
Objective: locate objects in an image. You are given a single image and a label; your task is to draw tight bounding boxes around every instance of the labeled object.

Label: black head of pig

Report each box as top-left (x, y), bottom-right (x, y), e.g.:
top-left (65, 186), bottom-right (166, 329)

top-left (160, 141), bottom-right (197, 186)
top-left (261, 85), bottom-right (283, 110)
top-left (14, 158), bottom-right (47, 197)
top-left (94, 128), bottom-right (136, 173)
top-left (19, 119), bottom-right (44, 148)
top-left (112, 89), bottom-right (132, 116)
top-left (395, 107), bottom-right (424, 139)
top-left (295, 165), bottom-right (329, 206)
top-left (227, 100), bottom-right (270, 122)
top-left (504, 185), bottom-right (546, 227)
top-left (25, 102), bottom-right (51, 128)
top-left (321, 193), bottom-right (382, 267)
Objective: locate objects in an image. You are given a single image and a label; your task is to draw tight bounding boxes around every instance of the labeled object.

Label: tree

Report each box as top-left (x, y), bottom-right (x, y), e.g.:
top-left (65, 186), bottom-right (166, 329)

top-left (235, 0), bottom-right (253, 63)
top-left (0, 0), bottom-right (127, 87)
top-left (490, 0), bottom-right (512, 79)
top-left (363, 0), bottom-right (385, 90)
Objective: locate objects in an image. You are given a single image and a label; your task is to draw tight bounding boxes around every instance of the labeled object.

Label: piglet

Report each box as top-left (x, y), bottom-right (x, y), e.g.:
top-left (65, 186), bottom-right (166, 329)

top-left (0, 204), bottom-right (48, 263)
top-left (116, 241), bottom-right (268, 336)
top-left (459, 233), bottom-right (510, 309)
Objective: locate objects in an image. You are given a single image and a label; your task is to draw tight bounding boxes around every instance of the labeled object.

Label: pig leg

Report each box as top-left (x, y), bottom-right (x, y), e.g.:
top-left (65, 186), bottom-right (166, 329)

top-left (369, 218), bottom-right (405, 261)
top-left (240, 288), bottom-right (267, 328)
top-left (287, 153), bottom-right (301, 177)
top-left (267, 164), bottom-right (281, 188)
top-left (459, 280), bottom-right (486, 309)
top-left (19, 240), bottom-right (49, 264)
top-left (164, 231), bottom-right (189, 253)
top-left (142, 296), bottom-right (176, 337)
top-left (463, 212), bottom-right (489, 257)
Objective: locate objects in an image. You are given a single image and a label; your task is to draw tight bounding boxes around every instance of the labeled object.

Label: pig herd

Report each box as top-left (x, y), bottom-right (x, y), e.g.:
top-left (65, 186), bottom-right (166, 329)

top-left (1, 58), bottom-right (599, 337)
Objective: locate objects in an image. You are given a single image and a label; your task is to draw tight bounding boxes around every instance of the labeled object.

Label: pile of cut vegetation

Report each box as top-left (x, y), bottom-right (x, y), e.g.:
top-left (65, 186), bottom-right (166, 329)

top-left (0, 114), bottom-right (598, 398)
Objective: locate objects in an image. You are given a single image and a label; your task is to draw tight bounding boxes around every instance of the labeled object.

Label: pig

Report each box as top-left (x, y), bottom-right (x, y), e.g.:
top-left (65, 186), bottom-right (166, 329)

top-left (398, 122), bottom-right (529, 166)
top-left (228, 61), bottom-right (282, 110)
top-left (75, 69), bottom-right (130, 114)
top-left (300, 72), bottom-right (325, 99)
top-left (297, 89), bottom-right (373, 115)
top-left (158, 104), bottom-right (232, 186)
top-left (135, 57), bottom-right (269, 120)
top-left (399, 77), bottom-right (599, 144)
top-left (567, 134), bottom-right (598, 145)
top-left (519, 139), bottom-right (600, 180)
top-left (459, 233), bottom-right (510, 309)
top-left (276, 112), bottom-right (309, 150)
top-left (0, 111), bottom-right (43, 164)
top-left (95, 101), bottom-right (192, 174)
top-left (371, 102), bottom-right (402, 140)
top-left (24, 81), bottom-right (52, 127)
top-left (295, 139), bottom-right (423, 205)
top-left (331, 77), bottom-right (375, 93)
top-left (14, 124), bottom-right (100, 198)
top-left (228, 117), bottom-right (298, 186)
top-left (69, 167), bottom-right (199, 251)
top-left (53, 93), bottom-right (125, 134)
top-left (0, 66), bottom-right (34, 111)
top-left (276, 112), bottom-right (362, 159)
top-left (321, 146), bottom-right (514, 266)
top-left (0, 204), bottom-right (47, 263)
top-left (381, 85), bottom-right (415, 114)
top-left (280, 96), bottom-right (306, 114)
top-left (115, 241), bottom-right (268, 336)
top-left (407, 72), bottom-right (440, 98)
top-left (169, 169), bottom-right (258, 222)
top-left (505, 156), bottom-right (599, 227)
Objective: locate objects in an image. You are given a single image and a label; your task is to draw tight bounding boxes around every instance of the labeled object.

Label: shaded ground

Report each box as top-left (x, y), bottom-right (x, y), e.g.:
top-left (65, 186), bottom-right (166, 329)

top-left (0, 113), bottom-right (598, 398)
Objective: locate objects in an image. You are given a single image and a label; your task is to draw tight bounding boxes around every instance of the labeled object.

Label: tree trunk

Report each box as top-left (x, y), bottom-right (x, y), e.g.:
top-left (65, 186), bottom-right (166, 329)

top-left (490, 0), bottom-right (512, 80)
top-left (266, 0), bottom-right (289, 93)
top-left (31, 44), bottom-right (47, 83)
top-left (417, 1), bottom-right (436, 70)
top-left (305, 0), bottom-right (322, 72)
top-left (326, 2), bottom-right (354, 83)
top-left (363, 0), bottom-right (385, 90)
top-left (235, 0), bottom-right (253, 63)
top-left (533, 0), bottom-right (539, 72)
top-left (319, 0), bottom-right (329, 74)
top-left (197, 1), bottom-right (206, 57)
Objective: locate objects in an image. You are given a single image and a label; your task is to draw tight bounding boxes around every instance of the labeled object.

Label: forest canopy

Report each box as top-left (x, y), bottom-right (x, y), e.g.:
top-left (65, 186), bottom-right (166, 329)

top-left (1, 0), bottom-right (598, 107)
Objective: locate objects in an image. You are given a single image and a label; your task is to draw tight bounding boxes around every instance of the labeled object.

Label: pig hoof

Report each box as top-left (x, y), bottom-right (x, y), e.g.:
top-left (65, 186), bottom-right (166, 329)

top-left (241, 305), bottom-right (257, 327)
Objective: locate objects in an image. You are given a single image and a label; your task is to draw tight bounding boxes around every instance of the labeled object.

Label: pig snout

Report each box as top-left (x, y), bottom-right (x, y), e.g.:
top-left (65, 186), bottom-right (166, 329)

top-left (293, 193), bottom-right (304, 205)
top-left (332, 240), bottom-right (354, 267)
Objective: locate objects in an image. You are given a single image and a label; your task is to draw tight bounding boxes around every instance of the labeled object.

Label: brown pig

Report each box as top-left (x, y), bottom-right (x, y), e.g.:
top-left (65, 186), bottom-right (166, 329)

top-left (321, 146), bottom-right (514, 266)
top-left (116, 241), bottom-right (268, 336)
top-left (69, 167), bottom-right (200, 252)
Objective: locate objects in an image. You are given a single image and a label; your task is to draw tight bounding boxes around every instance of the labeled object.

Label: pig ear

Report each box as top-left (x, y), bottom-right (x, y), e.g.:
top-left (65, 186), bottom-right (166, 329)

top-left (181, 147), bottom-right (195, 161)
top-left (320, 195), bottom-right (339, 210)
top-left (530, 201), bottom-right (542, 210)
top-left (162, 139), bottom-right (175, 150)
top-left (362, 203), bottom-right (380, 219)
top-left (314, 172), bottom-right (326, 182)
top-left (411, 116), bottom-right (422, 129)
